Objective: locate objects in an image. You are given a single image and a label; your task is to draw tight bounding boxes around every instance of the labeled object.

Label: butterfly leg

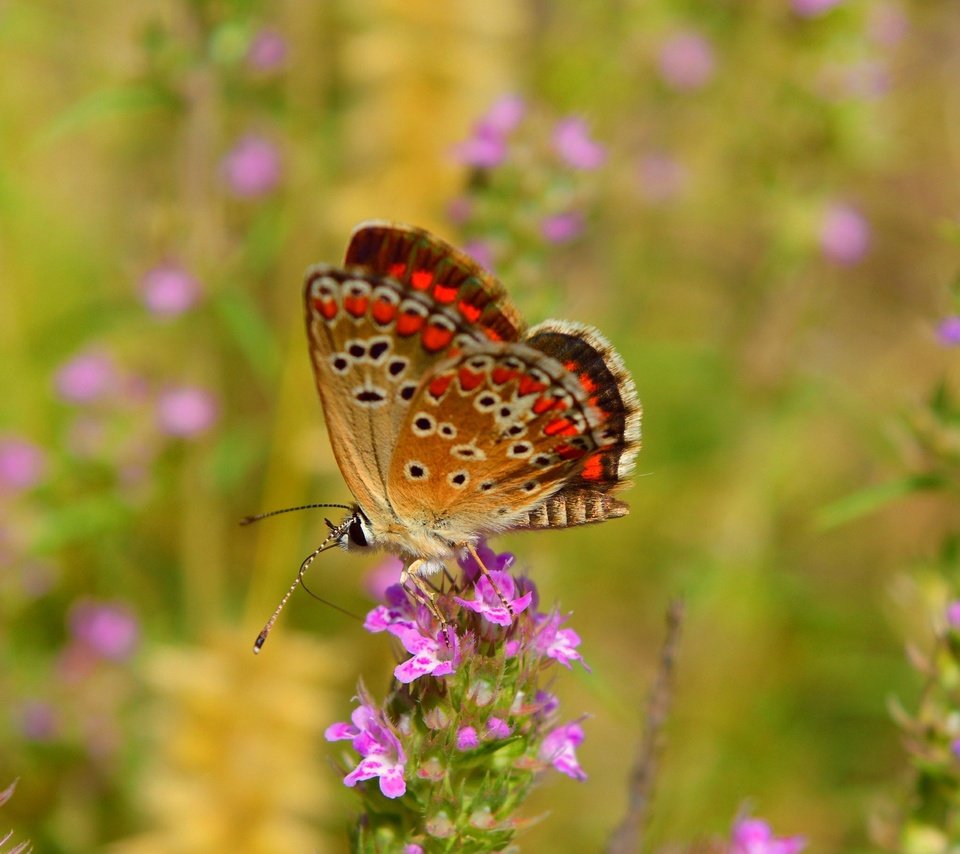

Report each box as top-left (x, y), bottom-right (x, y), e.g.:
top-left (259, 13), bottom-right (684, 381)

top-left (463, 542), bottom-right (515, 620)
top-left (400, 559), bottom-right (451, 643)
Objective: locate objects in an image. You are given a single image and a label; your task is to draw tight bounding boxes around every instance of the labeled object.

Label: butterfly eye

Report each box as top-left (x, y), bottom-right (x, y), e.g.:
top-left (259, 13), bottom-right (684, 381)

top-left (348, 516), bottom-right (369, 547)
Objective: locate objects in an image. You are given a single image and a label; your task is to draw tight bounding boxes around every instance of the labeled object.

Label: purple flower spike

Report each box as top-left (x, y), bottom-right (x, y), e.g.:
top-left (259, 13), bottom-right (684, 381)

top-left (0, 437), bottom-right (47, 492)
top-left (937, 317), bottom-right (960, 347)
top-left (140, 263), bottom-right (200, 317)
top-left (389, 624), bottom-right (459, 684)
top-left (157, 386), bottom-right (218, 437)
top-left (820, 203), bottom-right (870, 266)
top-left (454, 570), bottom-right (533, 627)
top-left (533, 612), bottom-right (589, 670)
top-left (457, 542), bottom-right (515, 582)
top-left (540, 721), bottom-right (586, 781)
top-left (540, 211), bottom-right (585, 244)
top-left (69, 598), bottom-right (139, 661)
top-left (552, 117), bottom-right (607, 170)
top-left (456, 726), bottom-right (479, 750)
top-left (731, 817), bottom-right (806, 854)
top-left (486, 717), bottom-right (512, 739)
top-left (364, 584), bottom-right (417, 633)
top-left (221, 135), bottom-right (281, 198)
top-left (326, 699), bottom-right (407, 799)
top-left (55, 350), bottom-right (117, 403)
top-left (658, 30), bottom-right (716, 91)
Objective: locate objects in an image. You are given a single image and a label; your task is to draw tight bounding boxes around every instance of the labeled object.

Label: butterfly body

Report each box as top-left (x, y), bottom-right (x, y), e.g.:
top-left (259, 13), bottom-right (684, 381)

top-left (305, 222), bottom-right (641, 574)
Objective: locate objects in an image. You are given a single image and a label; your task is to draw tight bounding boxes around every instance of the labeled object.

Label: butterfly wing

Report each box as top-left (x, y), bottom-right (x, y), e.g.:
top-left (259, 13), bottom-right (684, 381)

top-left (345, 221), bottom-right (525, 343)
top-left (304, 224), bottom-right (525, 521)
top-left (520, 321), bottom-right (641, 528)
top-left (385, 341), bottom-right (623, 543)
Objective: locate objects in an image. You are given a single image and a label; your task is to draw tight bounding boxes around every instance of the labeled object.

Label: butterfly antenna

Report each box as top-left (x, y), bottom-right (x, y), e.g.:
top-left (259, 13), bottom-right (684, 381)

top-left (253, 521), bottom-right (351, 654)
top-left (240, 502), bottom-right (353, 526)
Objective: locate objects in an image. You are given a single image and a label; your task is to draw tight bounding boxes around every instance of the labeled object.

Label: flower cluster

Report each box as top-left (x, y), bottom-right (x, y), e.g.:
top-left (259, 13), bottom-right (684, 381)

top-left (731, 815), bottom-right (806, 854)
top-left (325, 543), bottom-right (589, 850)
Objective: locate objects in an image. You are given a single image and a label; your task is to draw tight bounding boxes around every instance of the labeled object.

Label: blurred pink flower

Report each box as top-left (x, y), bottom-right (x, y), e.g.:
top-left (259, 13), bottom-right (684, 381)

top-left (791, 0), bottom-right (843, 18)
top-left (451, 95), bottom-right (525, 169)
top-left (247, 28), bottom-right (288, 72)
top-left (731, 817), bottom-right (806, 854)
top-left (552, 117), bottom-right (606, 170)
top-left (658, 30), bottom-right (716, 91)
top-left (157, 386), bottom-right (218, 437)
top-left (463, 239), bottom-right (494, 272)
top-left (140, 263), bottom-right (200, 316)
top-left (947, 599), bottom-right (960, 627)
top-left (69, 598), bottom-right (139, 661)
top-left (364, 555), bottom-right (404, 600)
top-left (938, 317), bottom-right (960, 347)
top-left (638, 152), bottom-right (686, 202)
top-left (446, 196), bottom-right (472, 225)
top-left (820, 203), bottom-right (870, 266)
top-left (55, 350), bottom-right (117, 403)
top-left (868, 3), bottom-right (908, 47)
top-left (18, 700), bottom-right (57, 741)
top-left (221, 135), bottom-right (281, 198)
top-left (0, 436), bottom-right (46, 492)
top-left (479, 94), bottom-right (526, 136)
top-left (540, 211), bottom-right (585, 244)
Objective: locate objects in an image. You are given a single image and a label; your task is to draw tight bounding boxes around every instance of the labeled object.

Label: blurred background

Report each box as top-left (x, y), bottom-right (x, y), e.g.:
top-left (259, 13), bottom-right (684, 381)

top-left (3, 1), bottom-right (960, 851)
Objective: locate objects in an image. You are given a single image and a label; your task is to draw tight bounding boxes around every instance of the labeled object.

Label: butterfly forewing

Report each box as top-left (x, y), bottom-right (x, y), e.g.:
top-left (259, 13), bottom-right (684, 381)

top-left (345, 222), bottom-right (525, 344)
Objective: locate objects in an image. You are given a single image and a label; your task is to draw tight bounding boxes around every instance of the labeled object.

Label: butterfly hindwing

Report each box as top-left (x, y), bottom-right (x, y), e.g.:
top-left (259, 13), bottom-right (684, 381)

top-left (385, 342), bottom-right (619, 543)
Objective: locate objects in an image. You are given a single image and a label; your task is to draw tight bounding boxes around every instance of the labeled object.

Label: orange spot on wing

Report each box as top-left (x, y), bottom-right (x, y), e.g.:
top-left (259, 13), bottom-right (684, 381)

top-left (556, 443), bottom-right (587, 461)
top-left (533, 396), bottom-right (565, 415)
top-left (428, 374), bottom-right (453, 400)
top-left (491, 366), bottom-right (520, 385)
top-left (422, 323), bottom-right (455, 352)
top-left (579, 371), bottom-right (598, 394)
top-left (313, 296), bottom-right (338, 320)
top-left (411, 269), bottom-right (434, 290)
top-left (544, 417), bottom-right (579, 437)
top-left (388, 263), bottom-right (406, 279)
top-left (518, 375), bottom-right (548, 396)
top-left (433, 282), bottom-right (458, 303)
top-left (458, 299), bottom-right (482, 323)
top-left (344, 295), bottom-right (368, 317)
top-left (396, 311), bottom-right (426, 337)
top-left (457, 367), bottom-right (485, 391)
top-left (581, 453), bottom-right (605, 481)
top-left (372, 298), bottom-right (397, 325)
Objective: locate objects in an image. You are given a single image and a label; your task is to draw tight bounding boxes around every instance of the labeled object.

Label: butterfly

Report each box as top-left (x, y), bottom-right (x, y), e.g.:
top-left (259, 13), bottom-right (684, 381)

top-left (252, 222), bottom-right (640, 651)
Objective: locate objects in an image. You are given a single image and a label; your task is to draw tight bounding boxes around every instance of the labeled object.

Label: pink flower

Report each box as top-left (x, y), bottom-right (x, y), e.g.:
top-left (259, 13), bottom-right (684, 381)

top-left (820, 203), bottom-right (870, 266)
top-left (0, 437), bottom-right (46, 492)
top-left (247, 28), bottom-right (288, 72)
top-left (937, 317), bottom-right (960, 347)
top-left (456, 726), bottom-right (479, 750)
top-left (947, 600), bottom-right (960, 628)
top-left (552, 117), bottom-right (607, 170)
top-left (451, 95), bottom-right (526, 169)
top-left (540, 721), bottom-right (586, 780)
top-left (638, 152), bottom-right (686, 202)
top-left (486, 717), bottom-right (511, 739)
top-left (157, 386), bottom-right (218, 437)
top-left (731, 817), bottom-right (806, 854)
top-left (326, 698), bottom-right (407, 798)
top-left (791, 0), bottom-right (842, 17)
top-left (69, 599), bottom-right (139, 661)
top-left (462, 239), bottom-right (494, 272)
top-left (140, 263), bottom-right (200, 316)
top-left (867, 3), bottom-right (908, 47)
top-left (658, 30), bottom-right (716, 91)
top-left (55, 350), bottom-right (117, 403)
top-left (540, 211), bottom-right (585, 244)
top-left (532, 612), bottom-right (590, 670)
top-left (364, 584), bottom-right (417, 633)
top-left (454, 570), bottom-right (533, 627)
top-left (387, 624), bottom-right (459, 684)
top-left (221, 135), bottom-right (281, 198)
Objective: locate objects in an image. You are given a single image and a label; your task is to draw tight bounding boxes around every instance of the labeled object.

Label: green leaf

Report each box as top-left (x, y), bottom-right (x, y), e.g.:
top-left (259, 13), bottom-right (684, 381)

top-left (816, 473), bottom-right (947, 530)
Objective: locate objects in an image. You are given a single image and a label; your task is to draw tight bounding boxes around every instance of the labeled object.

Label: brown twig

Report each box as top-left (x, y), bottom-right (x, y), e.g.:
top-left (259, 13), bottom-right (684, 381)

top-left (606, 598), bottom-right (685, 854)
